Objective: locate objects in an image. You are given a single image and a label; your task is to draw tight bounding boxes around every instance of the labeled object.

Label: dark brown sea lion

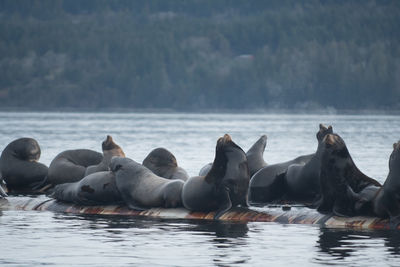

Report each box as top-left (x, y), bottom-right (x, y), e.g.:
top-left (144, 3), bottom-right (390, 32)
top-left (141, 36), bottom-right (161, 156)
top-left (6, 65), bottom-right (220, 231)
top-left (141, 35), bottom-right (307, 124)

top-left (142, 147), bottom-right (189, 181)
top-left (110, 157), bottom-right (184, 210)
top-left (85, 135), bottom-right (125, 176)
top-left (316, 133), bottom-right (381, 216)
top-left (371, 141), bottom-right (400, 227)
top-left (249, 124), bottom-right (333, 203)
top-left (246, 135), bottom-right (268, 177)
top-left (0, 137), bottom-right (48, 192)
top-left (181, 134), bottom-right (250, 219)
top-left (198, 134), bottom-right (267, 177)
top-left (46, 149), bottom-right (103, 187)
top-left (51, 171), bottom-right (122, 205)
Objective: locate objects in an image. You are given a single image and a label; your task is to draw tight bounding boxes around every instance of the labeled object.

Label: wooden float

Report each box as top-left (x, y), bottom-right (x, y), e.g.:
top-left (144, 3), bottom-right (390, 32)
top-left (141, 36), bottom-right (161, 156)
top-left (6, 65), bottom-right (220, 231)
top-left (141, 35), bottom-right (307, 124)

top-left (0, 196), bottom-right (397, 230)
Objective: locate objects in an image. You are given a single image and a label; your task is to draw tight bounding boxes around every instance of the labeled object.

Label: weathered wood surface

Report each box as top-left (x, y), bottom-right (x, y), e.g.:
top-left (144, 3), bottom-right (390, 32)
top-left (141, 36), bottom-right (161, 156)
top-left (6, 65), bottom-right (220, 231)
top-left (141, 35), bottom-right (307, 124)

top-left (0, 196), bottom-right (396, 230)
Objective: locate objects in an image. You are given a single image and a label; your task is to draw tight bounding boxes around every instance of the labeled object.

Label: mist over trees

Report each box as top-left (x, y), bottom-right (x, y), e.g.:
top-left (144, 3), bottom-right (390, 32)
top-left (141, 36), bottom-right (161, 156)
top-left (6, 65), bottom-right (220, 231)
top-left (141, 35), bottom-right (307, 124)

top-left (0, 0), bottom-right (399, 111)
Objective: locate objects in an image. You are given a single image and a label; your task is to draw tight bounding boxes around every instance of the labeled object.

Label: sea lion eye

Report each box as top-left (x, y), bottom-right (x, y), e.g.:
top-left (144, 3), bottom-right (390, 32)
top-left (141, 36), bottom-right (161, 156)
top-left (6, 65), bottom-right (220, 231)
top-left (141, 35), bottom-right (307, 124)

top-left (113, 164), bottom-right (123, 172)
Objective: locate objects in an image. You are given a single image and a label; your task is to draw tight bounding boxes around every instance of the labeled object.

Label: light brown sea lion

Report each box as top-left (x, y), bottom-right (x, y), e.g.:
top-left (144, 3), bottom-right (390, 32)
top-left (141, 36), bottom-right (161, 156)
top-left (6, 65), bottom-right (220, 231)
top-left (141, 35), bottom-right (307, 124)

top-left (85, 135), bottom-right (125, 176)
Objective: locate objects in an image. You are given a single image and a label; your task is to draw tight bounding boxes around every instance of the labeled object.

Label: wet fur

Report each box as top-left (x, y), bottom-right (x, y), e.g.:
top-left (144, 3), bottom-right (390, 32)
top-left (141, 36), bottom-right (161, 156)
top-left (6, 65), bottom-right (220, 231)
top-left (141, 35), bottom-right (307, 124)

top-left (182, 134), bottom-right (250, 219)
top-left (51, 171), bottom-right (122, 205)
top-left (249, 124), bottom-right (333, 203)
top-left (316, 134), bottom-right (381, 216)
top-left (372, 141), bottom-right (400, 226)
top-left (111, 157), bottom-right (184, 209)
top-left (47, 149), bottom-right (103, 186)
top-left (0, 138), bottom-right (48, 191)
top-left (142, 147), bottom-right (189, 181)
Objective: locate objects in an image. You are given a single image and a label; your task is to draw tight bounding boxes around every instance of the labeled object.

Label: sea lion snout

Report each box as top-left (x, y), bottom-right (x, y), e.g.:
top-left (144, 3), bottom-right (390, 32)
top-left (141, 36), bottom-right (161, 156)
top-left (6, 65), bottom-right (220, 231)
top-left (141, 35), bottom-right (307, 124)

top-left (317, 124), bottom-right (333, 142)
top-left (393, 141), bottom-right (400, 151)
top-left (102, 135), bottom-right (121, 151)
top-left (324, 134), bottom-right (336, 146)
top-left (222, 134), bottom-right (232, 143)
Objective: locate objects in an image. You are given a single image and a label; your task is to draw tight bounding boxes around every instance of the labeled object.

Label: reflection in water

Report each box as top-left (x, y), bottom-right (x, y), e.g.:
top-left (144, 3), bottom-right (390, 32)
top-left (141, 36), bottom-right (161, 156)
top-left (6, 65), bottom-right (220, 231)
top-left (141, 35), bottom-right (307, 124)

top-left (50, 213), bottom-right (251, 266)
top-left (316, 227), bottom-right (400, 264)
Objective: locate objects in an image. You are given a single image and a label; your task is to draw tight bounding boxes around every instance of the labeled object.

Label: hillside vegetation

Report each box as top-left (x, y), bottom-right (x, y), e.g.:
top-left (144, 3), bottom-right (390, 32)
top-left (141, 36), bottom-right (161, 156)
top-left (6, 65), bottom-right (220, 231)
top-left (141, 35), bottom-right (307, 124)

top-left (0, 0), bottom-right (399, 110)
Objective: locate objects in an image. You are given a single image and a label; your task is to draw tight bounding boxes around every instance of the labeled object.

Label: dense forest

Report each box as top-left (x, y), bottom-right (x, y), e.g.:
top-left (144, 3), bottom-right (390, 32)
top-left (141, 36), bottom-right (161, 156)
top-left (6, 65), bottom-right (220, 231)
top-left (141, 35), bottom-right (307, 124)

top-left (0, 0), bottom-right (399, 111)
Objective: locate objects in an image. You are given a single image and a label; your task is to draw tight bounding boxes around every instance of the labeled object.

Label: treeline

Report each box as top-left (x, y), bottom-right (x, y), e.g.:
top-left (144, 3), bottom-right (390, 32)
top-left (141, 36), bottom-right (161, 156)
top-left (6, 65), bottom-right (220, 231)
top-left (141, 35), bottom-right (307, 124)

top-left (0, 0), bottom-right (399, 110)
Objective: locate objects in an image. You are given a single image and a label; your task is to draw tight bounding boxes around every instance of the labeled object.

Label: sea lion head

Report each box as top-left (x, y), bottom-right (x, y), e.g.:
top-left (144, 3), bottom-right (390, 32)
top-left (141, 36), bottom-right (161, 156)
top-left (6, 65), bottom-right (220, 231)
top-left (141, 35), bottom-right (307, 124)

top-left (389, 141), bottom-right (400, 171)
top-left (143, 147), bottom-right (177, 168)
top-left (316, 124), bottom-right (333, 143)
top-left (207, 134), bottom-right (250, 206)
top-left (110, 156), bottom-right (134, 173)
top-left (102, 135), bottom-right (125, 157)
top-left (252, 135), bottom-right (267, 152)
top-left (11, 138), bottom-right (41, 162)
top-left (319, 133), bottom-right (350, 163)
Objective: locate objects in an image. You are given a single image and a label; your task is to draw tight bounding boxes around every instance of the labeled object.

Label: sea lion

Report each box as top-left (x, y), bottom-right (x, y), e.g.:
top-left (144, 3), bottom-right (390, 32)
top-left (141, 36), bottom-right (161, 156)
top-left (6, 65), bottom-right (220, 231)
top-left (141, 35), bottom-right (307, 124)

top-left (198, 163), bottom-right (212, 176)
top-left (110, 157), bottom-right (184, 209)
top-left (246, 135), bottom-right (268, 177)
top-left (51, 171), bottom-right (122, 205)
top-left (85, 135), bottom-right (125, 176)
top-left (249, 124), bottom-right (333, 203)
top-left (372, 141), bottom-right (400, 227)
top-left (0, 137), bottom-right (48, 192)
top-left (142, 147), bottom-right (189, 181)
top-left (198, 134), bottom-right (267, 177)
top-left (181, 134), bottom-right (250, 219)
top-left (316, 133), bottom-right (381, 216)
top-left (46, 149), bottom-right (103, 186)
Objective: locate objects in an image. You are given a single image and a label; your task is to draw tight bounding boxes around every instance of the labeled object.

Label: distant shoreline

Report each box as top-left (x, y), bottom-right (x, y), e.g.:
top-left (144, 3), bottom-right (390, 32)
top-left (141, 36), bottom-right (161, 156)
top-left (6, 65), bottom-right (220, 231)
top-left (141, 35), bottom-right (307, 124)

top-left (0, 107), bottom-right (399, 115)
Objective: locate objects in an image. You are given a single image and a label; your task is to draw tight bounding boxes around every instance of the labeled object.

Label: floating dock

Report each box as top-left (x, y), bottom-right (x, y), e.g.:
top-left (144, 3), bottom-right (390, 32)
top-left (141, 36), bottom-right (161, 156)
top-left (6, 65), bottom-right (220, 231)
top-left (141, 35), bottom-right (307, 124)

top-left (0, 196), bottom-right (396, 230)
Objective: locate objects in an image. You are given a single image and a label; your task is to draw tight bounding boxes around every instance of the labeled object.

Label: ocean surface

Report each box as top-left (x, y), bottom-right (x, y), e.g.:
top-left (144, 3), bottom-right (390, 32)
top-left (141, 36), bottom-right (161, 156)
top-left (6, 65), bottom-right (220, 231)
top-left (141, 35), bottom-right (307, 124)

top-left (0, 112), bottom-right (399, 266)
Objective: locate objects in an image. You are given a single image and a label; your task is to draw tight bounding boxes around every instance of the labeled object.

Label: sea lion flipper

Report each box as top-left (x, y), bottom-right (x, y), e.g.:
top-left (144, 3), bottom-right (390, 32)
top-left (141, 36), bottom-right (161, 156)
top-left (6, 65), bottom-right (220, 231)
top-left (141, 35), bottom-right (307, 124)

top-left (214, 187), bottom-right (232, 220)
top-left (127, 202), bottom-right (147, 211)
top-left (241, 197), bottom-right (249, 208)
top-left (389, 215), bottom-right (400, 230)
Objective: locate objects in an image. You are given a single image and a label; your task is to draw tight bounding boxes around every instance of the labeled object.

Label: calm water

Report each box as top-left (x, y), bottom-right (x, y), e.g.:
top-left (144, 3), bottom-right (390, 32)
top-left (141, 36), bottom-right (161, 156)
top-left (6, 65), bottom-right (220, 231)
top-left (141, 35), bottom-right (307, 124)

top-left (0, 112), bottom-right (400, 266)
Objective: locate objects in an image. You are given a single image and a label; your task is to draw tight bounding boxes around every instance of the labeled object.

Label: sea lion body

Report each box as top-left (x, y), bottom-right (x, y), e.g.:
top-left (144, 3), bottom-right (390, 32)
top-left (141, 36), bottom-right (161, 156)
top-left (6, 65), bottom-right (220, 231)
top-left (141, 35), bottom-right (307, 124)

top-left (111, 157), bottom-right (184, 209)
top-left (47, 149), bottom-right (103, 186)
top-left (249, 124), bottom-right (333, 203)
top-left (142, 147), bottom-right (189, 181)
top-left (249, 153), bottom-right (313, 202)
top-left (316, 133), bottom-right (381, 216)
top-left (372, 141), bottom-right (400, 225)
top-left (0, 138), bottom-right (48, 192)
top-left (182, 134), bottom-right (250, 219)
top-left (51, 171), bottom-right (122, 205)
top-left (284, 156), bottom-right (321, 201)
top-left (199, 135), bottom-right (268, 178)
top-left (85, 135), bottom-right (125, 176)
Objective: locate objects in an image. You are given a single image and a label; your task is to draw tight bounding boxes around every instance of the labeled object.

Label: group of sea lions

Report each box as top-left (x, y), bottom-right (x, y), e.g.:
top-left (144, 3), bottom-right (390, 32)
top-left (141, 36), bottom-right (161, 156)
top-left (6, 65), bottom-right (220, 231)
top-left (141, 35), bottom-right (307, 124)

top-left (0, 125), bottom-right (399, 225)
